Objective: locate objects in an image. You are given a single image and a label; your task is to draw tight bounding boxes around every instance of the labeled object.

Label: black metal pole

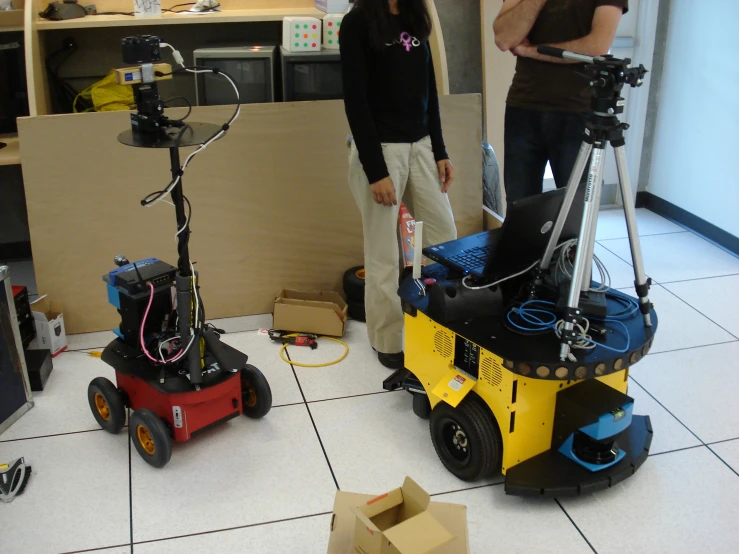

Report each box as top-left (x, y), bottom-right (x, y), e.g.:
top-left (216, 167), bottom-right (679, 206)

top-left (169, 146), bottom-right (191, 276)
top-left (168, 145), bottom-right (202, 384)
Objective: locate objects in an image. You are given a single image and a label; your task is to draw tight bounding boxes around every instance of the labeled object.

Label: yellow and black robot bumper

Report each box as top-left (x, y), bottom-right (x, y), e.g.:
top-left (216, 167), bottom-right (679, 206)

top-left (385, 275), bottom-right (657, 497)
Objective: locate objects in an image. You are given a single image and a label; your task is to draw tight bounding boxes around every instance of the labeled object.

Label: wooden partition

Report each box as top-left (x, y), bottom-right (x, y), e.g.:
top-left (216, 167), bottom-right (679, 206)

top-left (18, 95), bottom-right (483, 334)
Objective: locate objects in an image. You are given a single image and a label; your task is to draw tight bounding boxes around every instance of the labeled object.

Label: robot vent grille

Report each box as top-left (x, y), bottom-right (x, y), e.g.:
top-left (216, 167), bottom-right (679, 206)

top-left (433, 331), bottom-right (453, 359)
top-left (481, 357), bottom-right (503, 387)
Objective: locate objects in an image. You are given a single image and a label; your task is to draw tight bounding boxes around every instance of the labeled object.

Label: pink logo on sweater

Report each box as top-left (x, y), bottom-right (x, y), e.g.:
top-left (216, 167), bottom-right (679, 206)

top-left (387, 32), bottom-right (421, 51)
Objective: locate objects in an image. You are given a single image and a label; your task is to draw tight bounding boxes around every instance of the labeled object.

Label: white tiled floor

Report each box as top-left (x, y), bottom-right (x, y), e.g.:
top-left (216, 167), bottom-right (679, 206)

top-left (1, 209), bottom-right (738, 553)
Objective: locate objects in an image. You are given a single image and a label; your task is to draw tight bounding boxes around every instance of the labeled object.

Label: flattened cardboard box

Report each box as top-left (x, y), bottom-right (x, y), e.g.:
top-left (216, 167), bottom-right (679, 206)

top-left (327, 477), bottom-right (469, 554)
top-left (273, 289), bottom-right (348, 337)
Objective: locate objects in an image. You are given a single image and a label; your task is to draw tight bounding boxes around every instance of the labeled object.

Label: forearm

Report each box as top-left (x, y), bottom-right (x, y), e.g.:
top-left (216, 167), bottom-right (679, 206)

top-left (527, 34), bottom-right (614, 64)
top-left (494, 0), bottom-right (548, 51)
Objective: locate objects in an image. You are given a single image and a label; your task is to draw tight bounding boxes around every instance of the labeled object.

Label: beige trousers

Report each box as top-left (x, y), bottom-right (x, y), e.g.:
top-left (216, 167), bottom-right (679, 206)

top-left (348, 135), bottom-right (457, 354)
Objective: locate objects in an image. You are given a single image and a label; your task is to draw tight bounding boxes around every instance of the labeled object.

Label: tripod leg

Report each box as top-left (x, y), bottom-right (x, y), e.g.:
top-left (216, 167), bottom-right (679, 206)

top-left (559, 145), bottom-right (607, 361)
top-left (580, 147), bottom-right (607, 292)
top-left (539, 142), bottom-right (593, 271)
top-left (613, 145), bottom-right (652, 326)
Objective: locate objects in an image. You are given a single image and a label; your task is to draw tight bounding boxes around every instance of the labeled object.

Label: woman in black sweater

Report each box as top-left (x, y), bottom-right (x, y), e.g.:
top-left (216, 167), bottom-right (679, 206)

top-left (341, 0), bottom-right (457, 369)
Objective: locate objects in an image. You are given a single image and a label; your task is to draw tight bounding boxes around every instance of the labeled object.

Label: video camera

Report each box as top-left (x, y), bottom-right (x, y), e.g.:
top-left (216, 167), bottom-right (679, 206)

top-left (117, 35), bottom-right (177, 136)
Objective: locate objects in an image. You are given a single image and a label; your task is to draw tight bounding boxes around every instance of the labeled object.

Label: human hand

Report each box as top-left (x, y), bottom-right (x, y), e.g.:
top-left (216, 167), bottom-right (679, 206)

top-left (512, 38), bottom-right (536, 58)
top-left (437, 160), bottom-right (454, 193)
top-left (370, 176), bottom-right (397, 206)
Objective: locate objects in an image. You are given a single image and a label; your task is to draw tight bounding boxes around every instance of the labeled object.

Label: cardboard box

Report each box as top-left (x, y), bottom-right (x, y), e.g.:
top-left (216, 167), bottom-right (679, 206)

top-left (29, 296), bottom-right (67, 357)
top-left (327, 477), bottom-right (469, 554)
top-left (273, 289), bottom-right (347, 337)
top-left (316, 0), bottom-right (352, 14)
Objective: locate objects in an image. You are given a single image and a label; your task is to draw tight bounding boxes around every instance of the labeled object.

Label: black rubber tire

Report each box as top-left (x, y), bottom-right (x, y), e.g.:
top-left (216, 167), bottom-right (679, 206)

top-left (343, 266), bottom-right (366, 303)
top-left (241, 365), bottom-right (272, 419)
top-left (88, 377), bottom-right (126, 434)
top-left (412, 393), bottom-right (431, 419)
top-left (347, 299), bottom-right (366, 322)
top-left (129, 409), bottom-right (172, 469)
top-left (429, 393), bottom-right (503, 482)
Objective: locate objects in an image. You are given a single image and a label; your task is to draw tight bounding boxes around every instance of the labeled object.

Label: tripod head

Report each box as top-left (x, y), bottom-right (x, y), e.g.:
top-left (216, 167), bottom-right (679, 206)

top-left (537, 46), bottom-right (648, 117)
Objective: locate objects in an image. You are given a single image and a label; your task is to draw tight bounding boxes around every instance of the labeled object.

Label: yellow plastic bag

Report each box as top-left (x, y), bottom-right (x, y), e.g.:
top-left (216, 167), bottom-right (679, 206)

top-left (74, 71), bottom-right (134, 113)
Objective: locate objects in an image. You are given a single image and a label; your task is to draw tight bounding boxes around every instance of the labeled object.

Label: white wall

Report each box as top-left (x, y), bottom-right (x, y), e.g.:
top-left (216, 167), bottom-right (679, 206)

top-left (648, 0), bottom-right (739, 237)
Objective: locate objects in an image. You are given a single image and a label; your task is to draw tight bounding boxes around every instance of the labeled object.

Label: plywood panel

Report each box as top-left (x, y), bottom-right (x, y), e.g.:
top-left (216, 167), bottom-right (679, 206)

top-left (18, 95), bottom-right (482, 333)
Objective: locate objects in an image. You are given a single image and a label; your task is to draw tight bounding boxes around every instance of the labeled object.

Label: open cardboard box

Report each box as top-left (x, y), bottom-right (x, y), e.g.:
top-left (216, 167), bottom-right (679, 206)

top-left (273, 289), bottom-right (348, 337)
top-left (28, 295), bottom-right (67, 357)
top-left (328, 477), bottom-right (469, 554)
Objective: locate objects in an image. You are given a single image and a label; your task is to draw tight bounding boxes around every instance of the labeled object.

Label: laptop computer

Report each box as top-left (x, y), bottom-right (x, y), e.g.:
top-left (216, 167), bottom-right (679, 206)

top-left (423, 186), bottom-right (586, 280)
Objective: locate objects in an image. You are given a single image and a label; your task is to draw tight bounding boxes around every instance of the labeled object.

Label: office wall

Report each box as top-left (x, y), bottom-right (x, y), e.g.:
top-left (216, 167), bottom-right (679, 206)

top-left (435, 0), bottom-right (483, 95)
top-left (647, 0), bottom-right (739, 237)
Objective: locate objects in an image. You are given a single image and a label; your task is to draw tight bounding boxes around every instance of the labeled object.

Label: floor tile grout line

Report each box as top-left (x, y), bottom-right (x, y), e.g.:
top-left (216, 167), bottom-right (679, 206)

top-left (706, 446), bottom-right (739, 479)
top-left (657, 285), bottom-right (739, 341)
top-left (0, 393), bottom-right (406, 445)
top-left (706, 436), bottom-right (739, 447)
top-left (643, 339), bottom-right (738, 357)
top-left (130, 510), bottom-right (334, 547)
top-left (596, 229), bottom-right (689, 243)
top-left (659, 272), bottom-right (739, 286)
top-left (629, 377), bottom-right (707, 447)
top-left (284, 346), bottom-right (341, 490)
top-left (430, 481), bottom-right (504, 497)
top-left (61, 543), bottom-right (132, 554)
top-left (554, 498), bottom-right (597, 554)
top-left (128, 408), bottom-right (134, 554)
top-left (648, 444), bottom-right (706, 458)
top-left (306, 389), bottom-right (401, 405)
top-left (0, 428), bottom-right (104, 444)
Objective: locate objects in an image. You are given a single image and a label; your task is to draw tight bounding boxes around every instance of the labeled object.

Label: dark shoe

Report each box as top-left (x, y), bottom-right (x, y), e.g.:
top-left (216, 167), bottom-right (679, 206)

top-left (378, 351), bottom-right (405, 370)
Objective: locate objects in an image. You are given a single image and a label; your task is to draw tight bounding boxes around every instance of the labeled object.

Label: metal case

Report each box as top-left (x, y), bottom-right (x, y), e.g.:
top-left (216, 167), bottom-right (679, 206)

top-left (0, 265), bottom-right (34, 436)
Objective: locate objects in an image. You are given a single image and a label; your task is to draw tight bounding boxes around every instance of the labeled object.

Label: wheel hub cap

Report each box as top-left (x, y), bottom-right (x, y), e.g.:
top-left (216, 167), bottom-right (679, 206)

top-left (137, 425), bottom-right (156, 455)
top-left (94, 393), bottom-right (110, 421)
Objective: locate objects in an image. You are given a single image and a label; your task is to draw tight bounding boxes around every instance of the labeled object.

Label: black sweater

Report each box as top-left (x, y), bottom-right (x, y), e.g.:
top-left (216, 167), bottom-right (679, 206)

top-left (340, 8), bottom-right (448, 185)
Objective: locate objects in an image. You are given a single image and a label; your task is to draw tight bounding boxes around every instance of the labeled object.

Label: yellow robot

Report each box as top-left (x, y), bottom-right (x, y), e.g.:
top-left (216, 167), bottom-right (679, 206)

top-left (385, 276), bottom-right (656, 497)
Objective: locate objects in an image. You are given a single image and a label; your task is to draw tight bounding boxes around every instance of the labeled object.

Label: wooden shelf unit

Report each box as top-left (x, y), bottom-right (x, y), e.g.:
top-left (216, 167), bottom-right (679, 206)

top-left (0, 1), bottom-right (24, 33)
top-left (35, 8), bottom-right (325, 31)
top-left (24, 0), bottom-right (449, 116)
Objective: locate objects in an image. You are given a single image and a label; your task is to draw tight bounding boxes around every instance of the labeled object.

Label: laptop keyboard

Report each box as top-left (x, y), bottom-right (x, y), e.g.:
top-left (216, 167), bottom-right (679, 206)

top-left (448, 245), bottom-right (494, 269)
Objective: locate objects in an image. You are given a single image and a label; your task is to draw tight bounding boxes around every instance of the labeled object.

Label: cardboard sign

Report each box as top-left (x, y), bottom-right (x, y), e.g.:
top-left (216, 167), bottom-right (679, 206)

top-left (273, 289), bottom-right (347, 337)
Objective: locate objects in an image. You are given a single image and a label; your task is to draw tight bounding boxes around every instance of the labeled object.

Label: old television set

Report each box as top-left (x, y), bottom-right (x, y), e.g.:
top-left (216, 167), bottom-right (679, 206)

top-left (193, 45), bottom-right (277, 106)
top-left (280, 47), bottom-right (343, 102)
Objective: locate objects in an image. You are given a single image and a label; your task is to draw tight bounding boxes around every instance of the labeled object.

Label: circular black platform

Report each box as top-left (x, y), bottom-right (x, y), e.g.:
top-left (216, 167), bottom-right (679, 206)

top-left (118, 122), bottom-right (222, 149)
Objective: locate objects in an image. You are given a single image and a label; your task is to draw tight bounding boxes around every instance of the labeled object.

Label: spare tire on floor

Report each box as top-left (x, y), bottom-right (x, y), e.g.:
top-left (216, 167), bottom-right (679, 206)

top-left (343, 266), bottom-right (366, 303)
top-left (348, 299), bottom-right (366, 322)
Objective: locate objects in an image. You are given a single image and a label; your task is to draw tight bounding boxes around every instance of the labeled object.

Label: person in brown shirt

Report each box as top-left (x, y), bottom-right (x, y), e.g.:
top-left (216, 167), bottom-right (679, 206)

top-left (493, 0), bottom-right (628, 204)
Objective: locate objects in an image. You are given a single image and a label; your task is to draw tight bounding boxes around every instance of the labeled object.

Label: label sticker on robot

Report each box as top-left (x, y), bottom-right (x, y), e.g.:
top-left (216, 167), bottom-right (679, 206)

top-left (448, 375), bottom-right (466, 391)
top-left (617, 100), bottom-right (625, 107)
top-left (125, 70), bottom-right (142, 83)
top-left (173, 406), bottom-right (183, 428)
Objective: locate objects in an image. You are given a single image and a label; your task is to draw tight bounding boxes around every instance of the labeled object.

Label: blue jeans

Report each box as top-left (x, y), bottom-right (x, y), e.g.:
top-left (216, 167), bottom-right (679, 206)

top-left (504, 106), bottom-right (588, 204)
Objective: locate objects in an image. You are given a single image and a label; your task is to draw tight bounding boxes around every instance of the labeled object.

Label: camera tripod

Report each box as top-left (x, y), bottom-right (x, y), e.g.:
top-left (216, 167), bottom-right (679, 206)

top-left (536, 47), bottom-right (652, 361)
